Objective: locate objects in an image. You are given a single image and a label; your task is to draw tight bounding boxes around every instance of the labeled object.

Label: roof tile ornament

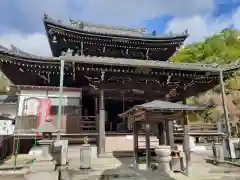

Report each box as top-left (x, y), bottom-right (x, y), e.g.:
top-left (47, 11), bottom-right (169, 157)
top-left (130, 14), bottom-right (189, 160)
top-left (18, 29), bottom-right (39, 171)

top-left (69, 19), bottom-right (146, 36)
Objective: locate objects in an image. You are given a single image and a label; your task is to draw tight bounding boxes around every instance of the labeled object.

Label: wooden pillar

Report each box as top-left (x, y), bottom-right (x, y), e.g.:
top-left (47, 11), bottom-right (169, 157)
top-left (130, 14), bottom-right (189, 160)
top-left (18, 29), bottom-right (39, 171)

top-left (158, 122), bottom-right (165, 145)
top-left (95, 97), bottom-right (98, 117)
top-left (98, 89), bottom-right (105, 156)
top-left (122, 93), bottom-right (127, 131)
top-left (145, 123), bottom-right (151, 169)
top-left (183, 99), bottom-right (190, 176)
top-left (219, 70), bottom-right (231, 137)
top-left (219, 70), bottom-right (234, 159)
top-left (95, 97), bottom-right (99, 134)
top-left (133, 121), bottom-right (139, 168)
top-left (168, 120), bottom-right (174, 146)
top-left (163, 121), bottom-right (167, 145)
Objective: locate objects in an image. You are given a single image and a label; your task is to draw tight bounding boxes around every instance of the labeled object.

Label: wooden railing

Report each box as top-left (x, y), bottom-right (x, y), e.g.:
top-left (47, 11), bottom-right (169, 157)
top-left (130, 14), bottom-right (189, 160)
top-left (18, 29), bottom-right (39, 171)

top-left (173, 123), bottom-right (221, 141)
top-left (80, 116), bottom-right (97, 133)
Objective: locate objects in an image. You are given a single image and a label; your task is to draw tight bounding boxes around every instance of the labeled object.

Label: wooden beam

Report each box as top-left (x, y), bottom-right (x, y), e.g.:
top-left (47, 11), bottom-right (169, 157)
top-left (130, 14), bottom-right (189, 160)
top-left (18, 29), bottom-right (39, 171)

top-left (98, 82), bottom-right (174, 92)
top-left (133, 121), bottom-right (139, 168)
top-left (145, 123), bottom-right (151, 169)
top-left (183, 98), bottom-right (190, 176)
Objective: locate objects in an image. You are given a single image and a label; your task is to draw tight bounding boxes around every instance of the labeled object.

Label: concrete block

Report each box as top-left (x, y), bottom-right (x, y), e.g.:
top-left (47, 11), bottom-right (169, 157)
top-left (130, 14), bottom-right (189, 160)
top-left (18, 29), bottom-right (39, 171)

top-left (52, 140), bottom-right (68, 166)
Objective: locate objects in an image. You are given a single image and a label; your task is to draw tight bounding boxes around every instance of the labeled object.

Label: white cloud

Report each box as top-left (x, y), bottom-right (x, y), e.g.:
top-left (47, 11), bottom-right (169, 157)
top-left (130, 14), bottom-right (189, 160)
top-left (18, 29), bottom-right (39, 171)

top-left (2, 0), bottom-right (215, 27)
top-left (73, 0), bottom-right (215, 26)
top-left (0, 0), bottom-right (239, 55)
top-left (0, 32), bottom-right (51, 56)
top-left (232, 7), bottom-right (240, 29)
top-left (166, 7), bottom-right (240, 44)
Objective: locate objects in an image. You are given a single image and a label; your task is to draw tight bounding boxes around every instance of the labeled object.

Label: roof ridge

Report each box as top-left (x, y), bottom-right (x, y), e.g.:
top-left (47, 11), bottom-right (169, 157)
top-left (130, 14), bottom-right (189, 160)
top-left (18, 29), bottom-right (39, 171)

top-left (43, 14), bottom-right (188, 38)
top-left (10, 45), bottom-right (39, 58)
top-left (74, 20), bottom-right (146, 33)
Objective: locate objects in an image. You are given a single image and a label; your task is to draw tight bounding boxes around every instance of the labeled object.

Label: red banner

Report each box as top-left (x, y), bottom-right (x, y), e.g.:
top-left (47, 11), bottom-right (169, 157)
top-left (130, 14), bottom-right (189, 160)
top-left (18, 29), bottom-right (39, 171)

top-left (37, 98), bottom-right (51, 136)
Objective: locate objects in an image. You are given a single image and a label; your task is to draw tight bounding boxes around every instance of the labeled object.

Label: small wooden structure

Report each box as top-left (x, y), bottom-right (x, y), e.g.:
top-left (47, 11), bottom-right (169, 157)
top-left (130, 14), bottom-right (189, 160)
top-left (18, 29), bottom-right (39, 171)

top-left (120, 100), bottom-right (206, 173)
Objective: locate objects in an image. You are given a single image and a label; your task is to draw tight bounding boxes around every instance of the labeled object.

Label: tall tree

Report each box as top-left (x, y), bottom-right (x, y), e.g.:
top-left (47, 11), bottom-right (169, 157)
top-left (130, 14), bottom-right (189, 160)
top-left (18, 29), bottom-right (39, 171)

top-left (172, 29), bottom-right (240, 126)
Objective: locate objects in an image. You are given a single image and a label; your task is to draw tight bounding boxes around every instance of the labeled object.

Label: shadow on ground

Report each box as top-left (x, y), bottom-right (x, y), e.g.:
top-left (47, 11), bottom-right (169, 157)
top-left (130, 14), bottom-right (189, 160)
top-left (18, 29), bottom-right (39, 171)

top-left (106, 151), bottom-right (177, 180)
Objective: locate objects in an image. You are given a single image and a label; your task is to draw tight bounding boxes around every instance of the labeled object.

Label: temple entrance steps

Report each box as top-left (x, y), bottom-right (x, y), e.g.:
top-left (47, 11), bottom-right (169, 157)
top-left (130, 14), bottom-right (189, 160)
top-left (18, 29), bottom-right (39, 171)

top-left (79, 116), bottom-right (97, 133)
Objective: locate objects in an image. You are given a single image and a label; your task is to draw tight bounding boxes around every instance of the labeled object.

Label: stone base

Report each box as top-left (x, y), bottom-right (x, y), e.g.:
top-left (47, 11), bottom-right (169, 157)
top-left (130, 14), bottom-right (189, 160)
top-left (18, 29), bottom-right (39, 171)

top-left (154, 145), bottom-right (172, 174)
top-left (157, 157), bottom-right (172, 173)
top-left (52, 140), bottom-right (68, 166)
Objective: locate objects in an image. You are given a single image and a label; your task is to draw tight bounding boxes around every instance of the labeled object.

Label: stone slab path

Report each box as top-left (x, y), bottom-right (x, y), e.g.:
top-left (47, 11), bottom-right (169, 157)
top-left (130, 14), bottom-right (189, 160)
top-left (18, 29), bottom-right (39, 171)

top-left (1, 148), bottom-right (240, 180)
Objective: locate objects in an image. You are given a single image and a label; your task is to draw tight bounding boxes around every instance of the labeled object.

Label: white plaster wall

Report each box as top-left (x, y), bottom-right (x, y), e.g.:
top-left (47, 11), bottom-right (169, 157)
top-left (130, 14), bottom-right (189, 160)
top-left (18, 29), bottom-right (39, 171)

top-left (18, 89), bottom-right (81, 116)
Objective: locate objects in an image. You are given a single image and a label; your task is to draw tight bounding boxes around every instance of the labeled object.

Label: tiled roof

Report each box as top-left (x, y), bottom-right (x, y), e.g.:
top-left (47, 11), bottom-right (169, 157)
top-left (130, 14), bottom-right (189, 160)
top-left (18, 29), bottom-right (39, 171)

top-left (62, 54), bottom-right (222, 72)
top-left (135, 100), bottom-right (206, 111)
top-left (10, 45), bottom-right (39, 58)
top-left (0, 44), bottom-right (40, 59)
top-left (69, 20), bottom-right (146, 37)
top-left (1, 43), bottom-right (240, 73)
top-left (119, 100), bottom-right (206, 117)
top-left (0, 95), bottom-right (18, 104)
top-left (43, 14), bottom-right (188, 38)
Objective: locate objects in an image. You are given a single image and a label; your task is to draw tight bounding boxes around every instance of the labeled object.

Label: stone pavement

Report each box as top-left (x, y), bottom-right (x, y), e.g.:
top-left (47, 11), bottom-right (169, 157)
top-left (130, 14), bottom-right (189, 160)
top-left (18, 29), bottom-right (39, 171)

top-left (66, 153), bottom-right (240, 180)
top-left (1, 149), bottom-right (240, 180)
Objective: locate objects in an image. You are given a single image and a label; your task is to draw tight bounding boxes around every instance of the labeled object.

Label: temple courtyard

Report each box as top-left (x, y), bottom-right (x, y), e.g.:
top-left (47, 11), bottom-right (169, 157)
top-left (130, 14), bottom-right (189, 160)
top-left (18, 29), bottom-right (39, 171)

top-left (0, 146), bottom-right (240, 180)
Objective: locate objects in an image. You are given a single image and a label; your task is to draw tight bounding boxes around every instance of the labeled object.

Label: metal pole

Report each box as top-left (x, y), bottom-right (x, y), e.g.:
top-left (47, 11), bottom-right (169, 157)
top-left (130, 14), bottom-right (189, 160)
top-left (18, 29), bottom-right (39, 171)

top-left (219, 70), bottom-right (231, 137)
top-left (57, 59), bottom-right (65, 140)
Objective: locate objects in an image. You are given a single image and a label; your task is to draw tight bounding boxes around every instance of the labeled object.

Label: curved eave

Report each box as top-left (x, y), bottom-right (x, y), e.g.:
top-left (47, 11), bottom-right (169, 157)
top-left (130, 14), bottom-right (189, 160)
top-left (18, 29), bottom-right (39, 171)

top-left (43, 18), bottom-right (188, 42)
top-left (1, 48), bottom-right (238, 74)
top-left (0, 50), bottom-right (228, 73)
top-left (221, 62), bottom-right (240, 72)
top-left (61, 54), bottom-right (221, 73)
top-left (0, 51), bottom-right (59, 64)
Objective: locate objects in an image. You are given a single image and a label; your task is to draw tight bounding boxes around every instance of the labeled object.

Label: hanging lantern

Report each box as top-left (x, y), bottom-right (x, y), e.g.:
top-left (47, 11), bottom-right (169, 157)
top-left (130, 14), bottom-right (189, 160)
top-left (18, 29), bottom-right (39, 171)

top-left (52, 36), bottom-right (57, 43)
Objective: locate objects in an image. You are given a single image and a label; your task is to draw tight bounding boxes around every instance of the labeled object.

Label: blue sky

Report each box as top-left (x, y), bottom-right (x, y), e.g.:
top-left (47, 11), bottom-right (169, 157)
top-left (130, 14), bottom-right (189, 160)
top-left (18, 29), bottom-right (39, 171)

top-left (0, 0), bottom-right (240, 56)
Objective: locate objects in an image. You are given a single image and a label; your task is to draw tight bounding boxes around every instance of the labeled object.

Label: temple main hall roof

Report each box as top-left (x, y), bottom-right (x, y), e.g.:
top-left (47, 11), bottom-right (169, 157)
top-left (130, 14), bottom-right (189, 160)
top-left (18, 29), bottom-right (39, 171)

top-left (43, 14), bottom-right (187, 38)
top-left (0, 44), bottom-right (240, 100)
top-left (43, 14), bottom-right (188, 59)
top-left (0, 44), bottom-right (239, 72)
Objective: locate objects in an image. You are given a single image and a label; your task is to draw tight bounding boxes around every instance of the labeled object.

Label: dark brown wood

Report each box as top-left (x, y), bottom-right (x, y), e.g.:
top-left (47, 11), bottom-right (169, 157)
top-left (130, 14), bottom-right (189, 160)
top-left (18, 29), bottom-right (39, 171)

top-left (133, 121), bottom-right (139, 168)
top-left (145, 123), bottom-right (151, 169)
top-left (163, 121), bottom-right (167, 145)
top-left (98, 83), bottom-right (172, 92)
top-left (98, 89), bottom-right (106, 156)
top-left (183, 98), bottom-right (190, 176)
top-left (168, 120), bottom-right (174, 146)
top-left (133, 110), bottom-right (146, 122)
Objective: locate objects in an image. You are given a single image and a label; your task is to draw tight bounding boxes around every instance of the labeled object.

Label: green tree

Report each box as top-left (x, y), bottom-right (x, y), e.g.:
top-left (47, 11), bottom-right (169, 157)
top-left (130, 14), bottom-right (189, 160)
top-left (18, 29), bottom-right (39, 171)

top-left (171, 28), bottom-right (240, 64)
top-left (172, 29), bottom-right (240, 127)
top-left (0, 73), bottom-right (10, 94)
